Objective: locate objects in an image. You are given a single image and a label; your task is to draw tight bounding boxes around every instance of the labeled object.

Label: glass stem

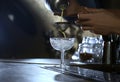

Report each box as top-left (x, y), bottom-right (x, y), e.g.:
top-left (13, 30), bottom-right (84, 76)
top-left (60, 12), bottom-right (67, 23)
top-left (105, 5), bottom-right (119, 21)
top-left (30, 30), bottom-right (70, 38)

top-left (61, 49), bottom-right (65, 73)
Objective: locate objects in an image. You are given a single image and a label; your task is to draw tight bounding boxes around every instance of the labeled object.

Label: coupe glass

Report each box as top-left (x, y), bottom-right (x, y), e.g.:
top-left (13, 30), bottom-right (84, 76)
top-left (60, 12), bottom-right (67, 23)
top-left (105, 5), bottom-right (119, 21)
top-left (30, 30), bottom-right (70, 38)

top-left (49, 22), bottom-right (75, 73)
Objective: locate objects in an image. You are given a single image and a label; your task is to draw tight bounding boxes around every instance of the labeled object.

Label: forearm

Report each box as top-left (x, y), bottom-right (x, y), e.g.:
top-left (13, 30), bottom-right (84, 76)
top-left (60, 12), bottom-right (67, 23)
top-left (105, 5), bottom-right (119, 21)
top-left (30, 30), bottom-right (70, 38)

top-left (108, 9), bottom-right (120, 18)
top-left (114, 27), bottom-right (120, 35)
top-left (112, 10), bottom-right (120, 35)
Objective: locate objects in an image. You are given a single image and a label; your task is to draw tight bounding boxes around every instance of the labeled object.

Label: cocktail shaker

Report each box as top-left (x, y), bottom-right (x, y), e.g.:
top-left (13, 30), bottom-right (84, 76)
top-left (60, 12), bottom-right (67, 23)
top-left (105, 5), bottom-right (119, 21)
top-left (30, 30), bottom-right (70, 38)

top-left (45, 0), bottom-right (68, 12)
top-left (45, 0), bottom-right (78, 23)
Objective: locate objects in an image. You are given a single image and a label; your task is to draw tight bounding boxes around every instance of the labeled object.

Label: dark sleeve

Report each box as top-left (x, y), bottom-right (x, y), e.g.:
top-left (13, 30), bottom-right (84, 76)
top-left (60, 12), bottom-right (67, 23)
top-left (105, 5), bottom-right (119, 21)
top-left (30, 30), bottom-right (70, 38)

top-left (95, 0), bottom-right (120, 9)
top-left (77, 0), bottom-right (105, 8)
top-left (77, 0), bottom-right (97, 8)
top-left (94, 0), bottom-right (104, 8)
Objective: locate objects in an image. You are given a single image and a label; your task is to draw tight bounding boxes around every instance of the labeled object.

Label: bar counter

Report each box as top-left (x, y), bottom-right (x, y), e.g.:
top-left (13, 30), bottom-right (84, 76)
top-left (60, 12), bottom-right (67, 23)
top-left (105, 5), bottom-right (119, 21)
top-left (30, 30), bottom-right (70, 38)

top-left (0, 59), bottom-right (119, 82)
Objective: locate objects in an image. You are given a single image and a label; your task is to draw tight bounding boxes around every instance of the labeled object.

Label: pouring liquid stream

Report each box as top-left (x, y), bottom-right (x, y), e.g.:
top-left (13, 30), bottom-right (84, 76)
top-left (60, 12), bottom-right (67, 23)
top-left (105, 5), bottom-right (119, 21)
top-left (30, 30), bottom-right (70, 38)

top-left (59, 6), bottom-right (66, 38)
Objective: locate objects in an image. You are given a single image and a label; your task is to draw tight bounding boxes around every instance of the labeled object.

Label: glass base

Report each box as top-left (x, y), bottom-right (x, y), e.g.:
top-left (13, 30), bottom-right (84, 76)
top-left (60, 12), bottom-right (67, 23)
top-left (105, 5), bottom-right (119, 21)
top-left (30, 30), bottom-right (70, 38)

top-left (40, 65), bottom-right (66, 73)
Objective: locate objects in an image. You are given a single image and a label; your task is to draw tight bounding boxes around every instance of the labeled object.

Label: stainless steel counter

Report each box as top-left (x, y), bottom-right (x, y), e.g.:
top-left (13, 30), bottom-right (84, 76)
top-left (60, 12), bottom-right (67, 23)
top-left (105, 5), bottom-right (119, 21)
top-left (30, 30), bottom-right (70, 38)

top-left (0, 59), bottom-right (119, 82)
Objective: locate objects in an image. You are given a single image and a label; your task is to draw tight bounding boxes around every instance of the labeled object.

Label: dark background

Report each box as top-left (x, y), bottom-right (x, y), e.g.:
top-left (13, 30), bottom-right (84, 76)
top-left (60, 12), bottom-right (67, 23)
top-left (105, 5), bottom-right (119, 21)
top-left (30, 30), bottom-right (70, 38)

top-left (0, 0), bottom-right (53, 58)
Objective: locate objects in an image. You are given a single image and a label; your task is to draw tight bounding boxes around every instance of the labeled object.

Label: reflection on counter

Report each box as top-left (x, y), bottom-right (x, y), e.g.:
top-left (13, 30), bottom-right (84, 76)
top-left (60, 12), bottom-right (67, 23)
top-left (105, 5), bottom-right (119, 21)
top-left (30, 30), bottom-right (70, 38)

top-left (41, 63), bottom-right (120, 82)
top-left (66, 65), bottom-right (120, 82)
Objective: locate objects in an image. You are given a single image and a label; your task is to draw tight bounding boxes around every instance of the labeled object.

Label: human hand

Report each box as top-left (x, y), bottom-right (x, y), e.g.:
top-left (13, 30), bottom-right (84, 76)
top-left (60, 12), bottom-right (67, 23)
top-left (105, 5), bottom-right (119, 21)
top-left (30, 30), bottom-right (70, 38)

top-left (76, 8), bottom-right (120, 35)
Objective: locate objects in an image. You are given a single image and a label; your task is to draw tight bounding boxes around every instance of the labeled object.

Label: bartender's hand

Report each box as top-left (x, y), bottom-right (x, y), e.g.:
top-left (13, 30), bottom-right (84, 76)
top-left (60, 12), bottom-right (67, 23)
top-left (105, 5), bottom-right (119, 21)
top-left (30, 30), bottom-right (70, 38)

top-left (76, 8), bottom-right (120, 35)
